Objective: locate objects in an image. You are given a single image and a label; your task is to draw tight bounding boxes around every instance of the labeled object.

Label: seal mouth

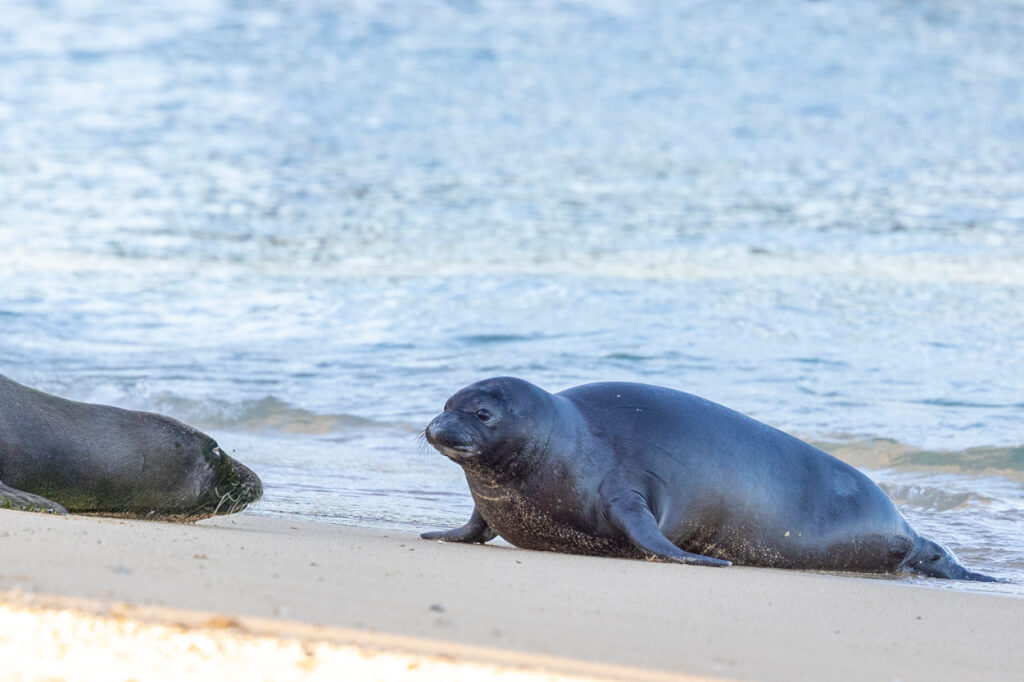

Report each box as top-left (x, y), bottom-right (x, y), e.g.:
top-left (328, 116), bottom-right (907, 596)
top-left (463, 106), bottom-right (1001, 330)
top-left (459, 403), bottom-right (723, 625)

top-left (433, 443), bottom-right (481, 460)
top-left (212, 456), bottom-right (263, 515)
top-left (171, 454), bottom-right (263, 521)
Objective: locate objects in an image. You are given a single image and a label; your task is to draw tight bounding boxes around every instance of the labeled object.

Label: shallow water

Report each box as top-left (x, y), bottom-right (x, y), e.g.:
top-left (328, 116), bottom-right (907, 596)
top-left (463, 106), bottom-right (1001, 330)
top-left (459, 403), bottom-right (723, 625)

top-left (1, 0), bottom-right (1023, 593)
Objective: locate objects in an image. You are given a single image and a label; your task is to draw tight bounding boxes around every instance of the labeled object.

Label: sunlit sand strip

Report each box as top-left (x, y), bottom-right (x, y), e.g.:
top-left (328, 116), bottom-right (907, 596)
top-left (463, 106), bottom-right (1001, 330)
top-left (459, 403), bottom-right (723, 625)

top-left (0, 592), bottom-right (706, 682)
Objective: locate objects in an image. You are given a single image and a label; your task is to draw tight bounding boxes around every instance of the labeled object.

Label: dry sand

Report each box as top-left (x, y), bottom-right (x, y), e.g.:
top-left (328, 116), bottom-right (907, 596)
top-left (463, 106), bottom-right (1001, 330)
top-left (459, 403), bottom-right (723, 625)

top-left (1, 510), bottom-right (1021, 681)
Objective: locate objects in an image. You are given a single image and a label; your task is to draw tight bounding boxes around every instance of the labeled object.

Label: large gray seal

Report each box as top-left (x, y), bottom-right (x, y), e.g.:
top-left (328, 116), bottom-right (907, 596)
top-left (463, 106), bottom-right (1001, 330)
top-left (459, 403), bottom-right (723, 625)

top-left (0, 373), bottom-right (262, 520)
top-left (421, 377), bottom-right (999, 581)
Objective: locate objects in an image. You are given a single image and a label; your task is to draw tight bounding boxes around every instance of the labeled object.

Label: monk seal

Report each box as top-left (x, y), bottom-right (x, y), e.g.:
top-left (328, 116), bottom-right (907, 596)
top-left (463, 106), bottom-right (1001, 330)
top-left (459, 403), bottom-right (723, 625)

top-left (0, 373), bottom-right (262, 520)
top-left (421, 377), bottom-right (999, 582)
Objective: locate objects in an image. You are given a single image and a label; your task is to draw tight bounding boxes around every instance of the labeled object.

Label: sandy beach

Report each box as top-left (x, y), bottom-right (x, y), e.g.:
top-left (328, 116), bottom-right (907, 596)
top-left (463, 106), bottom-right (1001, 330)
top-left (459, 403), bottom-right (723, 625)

top-left (0, 511), bottom-right (1020, 681)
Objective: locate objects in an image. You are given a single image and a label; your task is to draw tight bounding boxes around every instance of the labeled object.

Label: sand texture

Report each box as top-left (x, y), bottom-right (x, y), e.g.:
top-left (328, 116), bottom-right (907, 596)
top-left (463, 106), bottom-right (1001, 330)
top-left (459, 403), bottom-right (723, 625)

top-left (1, 511), bottom-right (1021, 681)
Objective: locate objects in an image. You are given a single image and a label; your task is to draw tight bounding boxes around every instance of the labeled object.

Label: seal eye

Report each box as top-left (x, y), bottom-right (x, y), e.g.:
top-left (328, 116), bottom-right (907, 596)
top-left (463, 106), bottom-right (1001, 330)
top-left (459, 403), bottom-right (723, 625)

top-left (475, 408), bottom-right (492, 422)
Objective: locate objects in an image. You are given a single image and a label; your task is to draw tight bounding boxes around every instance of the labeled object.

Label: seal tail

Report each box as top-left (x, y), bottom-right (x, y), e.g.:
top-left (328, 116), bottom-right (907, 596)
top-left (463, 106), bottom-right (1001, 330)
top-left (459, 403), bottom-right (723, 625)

top-left (902, 538), bottom-right (1004, 583)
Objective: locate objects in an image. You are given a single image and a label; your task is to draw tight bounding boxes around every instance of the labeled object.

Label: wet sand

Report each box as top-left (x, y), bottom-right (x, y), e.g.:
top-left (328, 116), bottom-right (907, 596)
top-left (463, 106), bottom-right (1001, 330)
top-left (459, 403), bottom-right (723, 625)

top-left (1, 511), bottom-right (1021, 680)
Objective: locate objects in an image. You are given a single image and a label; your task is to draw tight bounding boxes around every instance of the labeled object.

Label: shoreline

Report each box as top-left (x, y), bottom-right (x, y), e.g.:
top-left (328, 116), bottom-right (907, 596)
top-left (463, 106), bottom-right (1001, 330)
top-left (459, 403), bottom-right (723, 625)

top-left (2, 511), bottom-right (1022, 680)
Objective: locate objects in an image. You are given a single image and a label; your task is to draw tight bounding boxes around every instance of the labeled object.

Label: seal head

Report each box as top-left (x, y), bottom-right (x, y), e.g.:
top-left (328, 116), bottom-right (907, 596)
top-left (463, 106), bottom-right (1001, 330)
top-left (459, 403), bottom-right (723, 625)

top-left (0, 373), bottom-right (263, 520)
top-left (425, 377), bottom-right (554, 479)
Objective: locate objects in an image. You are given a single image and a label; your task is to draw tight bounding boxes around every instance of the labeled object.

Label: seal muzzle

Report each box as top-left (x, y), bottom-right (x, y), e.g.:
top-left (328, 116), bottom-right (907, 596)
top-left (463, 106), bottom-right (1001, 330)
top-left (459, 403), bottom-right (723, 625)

top-left (425, 412), bottom-right (481, 460)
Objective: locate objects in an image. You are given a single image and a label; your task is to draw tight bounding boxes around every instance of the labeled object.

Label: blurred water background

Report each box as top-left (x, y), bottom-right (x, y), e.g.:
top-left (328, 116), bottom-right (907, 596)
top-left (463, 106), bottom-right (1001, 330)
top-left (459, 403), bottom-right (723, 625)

top-left (1, 0), bottom-right (1022, 592)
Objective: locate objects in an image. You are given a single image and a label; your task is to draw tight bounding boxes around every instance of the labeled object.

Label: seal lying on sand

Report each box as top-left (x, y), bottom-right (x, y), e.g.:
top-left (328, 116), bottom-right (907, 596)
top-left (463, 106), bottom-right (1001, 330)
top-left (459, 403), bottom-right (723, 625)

top-left (421, 377), bottom-right (999, 582)
top-left (0, 373), bottom-right (262, 520)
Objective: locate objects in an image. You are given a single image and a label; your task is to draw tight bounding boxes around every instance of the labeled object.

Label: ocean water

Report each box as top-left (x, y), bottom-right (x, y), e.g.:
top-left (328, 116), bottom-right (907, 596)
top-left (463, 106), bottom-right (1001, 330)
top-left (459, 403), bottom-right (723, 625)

top-left (1, 0), bottom-right (1022, 593)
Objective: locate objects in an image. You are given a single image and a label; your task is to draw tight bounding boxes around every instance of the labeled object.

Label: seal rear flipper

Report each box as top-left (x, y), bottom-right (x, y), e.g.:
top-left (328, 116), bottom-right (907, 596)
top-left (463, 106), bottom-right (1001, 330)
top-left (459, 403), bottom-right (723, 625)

top-left (902, 537), bottom-right (1005, 582)
top-left (605, 490), bottom-right (730, 567)
top-left (0, 480), bottom-right (68, 514)
top-left (421, 506), bottom-right (496, 544)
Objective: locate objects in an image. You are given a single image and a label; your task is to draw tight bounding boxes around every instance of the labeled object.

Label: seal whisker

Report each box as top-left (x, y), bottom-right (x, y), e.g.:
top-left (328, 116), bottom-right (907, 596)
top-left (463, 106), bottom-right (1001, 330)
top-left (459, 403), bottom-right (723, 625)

top-left (415, 429), bottom-right (434, 458)
top-left (228, 493), bottom-right (247, 515)
top-left (212, 491), bottom-right (229, 517)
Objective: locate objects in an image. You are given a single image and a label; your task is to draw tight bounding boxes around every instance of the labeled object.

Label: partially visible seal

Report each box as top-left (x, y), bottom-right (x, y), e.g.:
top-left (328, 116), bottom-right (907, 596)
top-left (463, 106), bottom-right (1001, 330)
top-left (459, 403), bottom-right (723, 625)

top-left (0, 373), bottom-right (262, 520)
top-left (421, 377), bottom-right (999, 581)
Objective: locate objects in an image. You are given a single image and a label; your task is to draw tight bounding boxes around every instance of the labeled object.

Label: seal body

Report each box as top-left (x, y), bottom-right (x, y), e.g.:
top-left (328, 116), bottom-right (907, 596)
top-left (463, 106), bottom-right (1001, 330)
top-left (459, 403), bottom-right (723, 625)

top-left (421, 377), bottom-right (998, 581)
top-left (0, 373), bottom-right (262, 520)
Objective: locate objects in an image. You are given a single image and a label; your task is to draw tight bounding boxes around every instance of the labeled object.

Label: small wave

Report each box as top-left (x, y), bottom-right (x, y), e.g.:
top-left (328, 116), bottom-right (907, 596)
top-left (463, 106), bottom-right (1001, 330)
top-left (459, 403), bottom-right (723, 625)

top-left (16, 244), bottom-right (1021, 286)
top-left (456, 333), bottom-right (542, 345)
top-left (916, 398), bottom-right (1024, 409)
top-left (456, 332), bottom-right (577, 345)
top-left (785, 357), bottom-right (850, 368)
top-left (894, 446), bottom-right (1024, 473)
top-left (877, 482), bottom-right (999, 513)
top-left (813, 438), bottom-right (1024, 478)
top-left (143, 393), bottom-right (408, 436)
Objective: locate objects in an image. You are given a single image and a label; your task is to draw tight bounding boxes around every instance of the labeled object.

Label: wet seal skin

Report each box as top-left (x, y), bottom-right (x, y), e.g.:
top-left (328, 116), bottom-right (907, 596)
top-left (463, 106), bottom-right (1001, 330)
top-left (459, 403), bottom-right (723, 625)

top-left (421, 377), bottom-right (1001, 582)
top-left (0, 373), bottom-right (262, 520)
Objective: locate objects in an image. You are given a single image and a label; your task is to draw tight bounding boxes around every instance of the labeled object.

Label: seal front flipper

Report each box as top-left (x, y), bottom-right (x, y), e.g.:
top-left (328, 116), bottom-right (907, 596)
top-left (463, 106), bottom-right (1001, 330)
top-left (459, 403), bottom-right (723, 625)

top-left (421, 506), bottom-right (497, 544)
top-left (605, 489), bottom-right (730, 567)
top-left (0, 480), bottom-right (68, 514)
